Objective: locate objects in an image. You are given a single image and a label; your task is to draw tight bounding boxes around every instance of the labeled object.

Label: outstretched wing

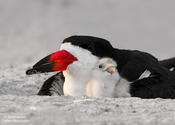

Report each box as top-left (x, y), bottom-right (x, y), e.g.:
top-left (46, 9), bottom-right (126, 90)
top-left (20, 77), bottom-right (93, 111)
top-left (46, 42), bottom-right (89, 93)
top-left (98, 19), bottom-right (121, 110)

top-left (37, 72), bottom-right (65, 96)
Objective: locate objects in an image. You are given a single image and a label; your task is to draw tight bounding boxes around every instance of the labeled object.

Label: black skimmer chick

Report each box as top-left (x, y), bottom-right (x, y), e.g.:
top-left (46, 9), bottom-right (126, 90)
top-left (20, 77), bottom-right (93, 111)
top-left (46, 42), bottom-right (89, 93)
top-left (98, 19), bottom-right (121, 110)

top-left (26, 36), bottom-right (175, 98)
top-left (86, 57), bottom-right (120, 97)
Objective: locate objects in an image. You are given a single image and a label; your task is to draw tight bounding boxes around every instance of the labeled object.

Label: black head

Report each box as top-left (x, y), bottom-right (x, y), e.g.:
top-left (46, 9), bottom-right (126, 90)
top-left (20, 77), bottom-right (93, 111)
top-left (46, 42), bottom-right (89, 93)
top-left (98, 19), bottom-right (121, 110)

top-left (26, 35), bottom-right (116, 75)
top-left (63, 35), bottom-right (115, 58)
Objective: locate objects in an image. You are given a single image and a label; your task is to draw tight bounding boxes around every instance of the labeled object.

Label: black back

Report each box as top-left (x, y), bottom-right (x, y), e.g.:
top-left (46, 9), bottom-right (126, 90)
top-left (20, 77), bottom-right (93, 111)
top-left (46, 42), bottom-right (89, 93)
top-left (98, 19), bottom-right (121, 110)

top-left (113, 49), bottom-right (161, 81)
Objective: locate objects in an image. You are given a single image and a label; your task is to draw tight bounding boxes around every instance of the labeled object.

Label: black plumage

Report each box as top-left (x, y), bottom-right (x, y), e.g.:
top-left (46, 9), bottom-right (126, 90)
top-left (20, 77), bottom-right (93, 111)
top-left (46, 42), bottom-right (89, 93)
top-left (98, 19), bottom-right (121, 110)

top-left (63, 36), bottom-right (116, 59)
top-left (113, 49), bottom-right (175, 98)
top-left (38, 72), bottom-right (64, 96)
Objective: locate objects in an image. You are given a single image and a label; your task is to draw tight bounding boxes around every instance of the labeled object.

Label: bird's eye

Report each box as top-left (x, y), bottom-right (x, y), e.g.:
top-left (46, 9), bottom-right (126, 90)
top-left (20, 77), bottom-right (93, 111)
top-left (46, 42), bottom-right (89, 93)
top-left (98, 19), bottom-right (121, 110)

top-left (99, 64), bottom-right (104, 69)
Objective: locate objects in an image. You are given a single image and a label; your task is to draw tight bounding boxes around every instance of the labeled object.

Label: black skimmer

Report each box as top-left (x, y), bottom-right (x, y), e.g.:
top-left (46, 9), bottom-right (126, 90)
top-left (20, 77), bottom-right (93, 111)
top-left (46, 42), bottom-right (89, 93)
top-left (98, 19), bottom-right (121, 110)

top-left (26, 36), bottom-right (175, 98)
top-left (27, 36), bottom-right (115, 96)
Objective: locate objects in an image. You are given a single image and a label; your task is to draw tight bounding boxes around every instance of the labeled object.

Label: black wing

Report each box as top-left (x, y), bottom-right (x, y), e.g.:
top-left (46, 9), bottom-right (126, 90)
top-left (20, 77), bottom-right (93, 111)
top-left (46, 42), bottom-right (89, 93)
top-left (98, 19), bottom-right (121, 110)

top-left (37, 72), bottom-right (65, 96)
top-left (114, 48), bottom-right (175, 98)
top-left (128, 55), bottom-right (175, 98)
top-left (130, 71), bottom-right (175, 99)
top-left (114, 49), bottom-right (160, 81)
top-left (159, 57), bottom-right (175, 72)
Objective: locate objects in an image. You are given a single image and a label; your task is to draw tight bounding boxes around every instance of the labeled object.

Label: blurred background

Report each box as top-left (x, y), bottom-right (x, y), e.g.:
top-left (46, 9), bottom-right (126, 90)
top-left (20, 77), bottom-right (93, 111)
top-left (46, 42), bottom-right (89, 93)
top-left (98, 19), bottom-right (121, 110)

top-left (0, 0), bottom-right (175, 66)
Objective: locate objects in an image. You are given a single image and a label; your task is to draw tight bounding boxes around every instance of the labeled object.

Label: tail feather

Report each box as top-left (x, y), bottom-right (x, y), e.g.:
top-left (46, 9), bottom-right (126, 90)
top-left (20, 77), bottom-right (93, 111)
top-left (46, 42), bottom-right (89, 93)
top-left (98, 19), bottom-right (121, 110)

top-left (159, 57), bottom-right (175, 72)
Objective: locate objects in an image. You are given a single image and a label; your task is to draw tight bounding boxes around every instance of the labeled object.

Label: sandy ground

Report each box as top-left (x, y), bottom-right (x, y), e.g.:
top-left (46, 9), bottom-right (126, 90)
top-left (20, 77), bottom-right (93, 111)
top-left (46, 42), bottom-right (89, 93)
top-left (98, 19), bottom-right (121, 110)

top-left (1, 66), bottom-right (175, 125)
top-left (1, 0), bottom-right (175, 125)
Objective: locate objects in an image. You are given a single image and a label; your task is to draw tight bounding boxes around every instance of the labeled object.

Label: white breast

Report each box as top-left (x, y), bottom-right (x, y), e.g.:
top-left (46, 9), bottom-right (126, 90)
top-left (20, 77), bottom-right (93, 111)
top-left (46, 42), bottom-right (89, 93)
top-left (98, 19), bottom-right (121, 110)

top-left (86, 69), bottom-right (119, 97)
top-left (60, 43), bottom-right (99, 96)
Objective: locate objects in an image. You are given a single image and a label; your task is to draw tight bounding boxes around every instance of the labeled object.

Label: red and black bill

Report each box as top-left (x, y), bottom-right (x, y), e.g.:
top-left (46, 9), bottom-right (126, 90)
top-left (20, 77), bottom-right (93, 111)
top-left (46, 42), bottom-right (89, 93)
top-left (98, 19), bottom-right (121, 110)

top-left (26, 50), bottom-right (78, 75)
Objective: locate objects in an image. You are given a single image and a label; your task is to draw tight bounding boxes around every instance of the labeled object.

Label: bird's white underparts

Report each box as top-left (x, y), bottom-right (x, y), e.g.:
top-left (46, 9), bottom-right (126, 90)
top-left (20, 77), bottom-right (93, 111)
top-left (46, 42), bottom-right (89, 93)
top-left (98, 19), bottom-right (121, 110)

top-left (60, 43), bottom-right (99, 96)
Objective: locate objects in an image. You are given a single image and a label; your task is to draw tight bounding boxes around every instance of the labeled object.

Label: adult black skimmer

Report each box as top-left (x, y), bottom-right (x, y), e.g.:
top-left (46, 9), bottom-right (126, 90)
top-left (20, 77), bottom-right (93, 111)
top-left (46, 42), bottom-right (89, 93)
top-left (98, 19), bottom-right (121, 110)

top-left (26, 36), bottom-right (175, 98)
top-left (27, 36), bottom-right (116, 96)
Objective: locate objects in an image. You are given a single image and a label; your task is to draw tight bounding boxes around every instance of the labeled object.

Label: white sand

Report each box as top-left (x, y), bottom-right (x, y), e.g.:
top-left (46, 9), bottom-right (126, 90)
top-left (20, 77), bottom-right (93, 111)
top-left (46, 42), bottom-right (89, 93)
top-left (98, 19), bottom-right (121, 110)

top-left (1, 66), bottom-right (175, 125)
top-left (0, 0), bottom-right (175, 124)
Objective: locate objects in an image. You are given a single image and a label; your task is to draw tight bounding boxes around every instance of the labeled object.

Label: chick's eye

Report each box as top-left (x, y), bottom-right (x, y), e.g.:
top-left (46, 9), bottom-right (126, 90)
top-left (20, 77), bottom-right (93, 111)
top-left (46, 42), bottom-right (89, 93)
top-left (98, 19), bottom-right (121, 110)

top-left (99, 64), bottom-right (104, 69)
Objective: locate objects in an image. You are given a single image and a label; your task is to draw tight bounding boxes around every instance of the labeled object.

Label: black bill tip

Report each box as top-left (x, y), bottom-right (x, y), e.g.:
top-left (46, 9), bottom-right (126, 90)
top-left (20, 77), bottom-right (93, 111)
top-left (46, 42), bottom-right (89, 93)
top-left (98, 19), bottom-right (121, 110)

top-left (26, 68), bottom-right (39, 75)
top-left (26, 62), bottom-right (55, 75)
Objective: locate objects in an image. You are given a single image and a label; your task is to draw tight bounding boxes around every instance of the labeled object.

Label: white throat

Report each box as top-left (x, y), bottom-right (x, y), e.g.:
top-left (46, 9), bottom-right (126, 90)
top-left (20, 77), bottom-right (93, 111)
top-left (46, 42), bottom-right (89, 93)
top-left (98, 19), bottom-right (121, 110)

top-left (60, 43), bottom-right (99, 96)
top-left (63, 71), bottom-right (91, 96)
